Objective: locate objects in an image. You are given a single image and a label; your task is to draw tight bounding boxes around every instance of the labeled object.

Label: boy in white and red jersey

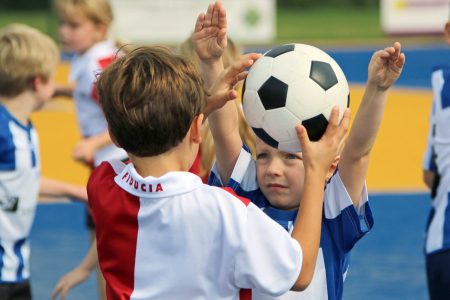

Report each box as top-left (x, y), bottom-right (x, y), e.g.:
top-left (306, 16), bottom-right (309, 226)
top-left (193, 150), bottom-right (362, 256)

top-left (87, 35), bottom-right (350, 300)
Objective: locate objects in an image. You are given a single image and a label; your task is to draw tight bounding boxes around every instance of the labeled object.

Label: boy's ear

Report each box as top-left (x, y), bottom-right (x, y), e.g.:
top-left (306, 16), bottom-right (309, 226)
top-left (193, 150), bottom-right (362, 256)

top-left (190, 114), bottom-right (204, 144)
top-left (326, 155), bottom-right (340, 180)
top-left (444, 21), bottom-right (450, 43)
top-left (32, 75), bottom-right (44, 92)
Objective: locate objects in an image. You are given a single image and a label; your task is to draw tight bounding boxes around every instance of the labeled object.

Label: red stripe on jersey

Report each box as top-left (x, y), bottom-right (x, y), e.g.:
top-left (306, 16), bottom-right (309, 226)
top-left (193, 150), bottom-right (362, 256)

top-left (91, 55), bottom-right (117, 103)
top-left (221, 187), bottom-right (251, 206)
top-left (239, 288), bottom-right (252, 300)
top-left (88, 162), bottom-right (140, 300)
top-left (98, 56), bottom-right (116, 69)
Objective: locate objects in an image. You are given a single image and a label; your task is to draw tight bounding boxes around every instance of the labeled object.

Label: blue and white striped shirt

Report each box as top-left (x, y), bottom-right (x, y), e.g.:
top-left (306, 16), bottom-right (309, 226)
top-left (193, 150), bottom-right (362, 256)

top-left (423, 66), bottom-right (450, 255)
top-left (0, 104), bottom-right (40, 283)
top-left (209, 147), bottom-right (373, 300)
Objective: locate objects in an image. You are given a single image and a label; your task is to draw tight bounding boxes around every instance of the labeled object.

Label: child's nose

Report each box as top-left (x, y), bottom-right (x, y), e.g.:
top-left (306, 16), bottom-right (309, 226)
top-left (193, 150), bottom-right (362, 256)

top-left (266, 159), bottom-right (282, 176)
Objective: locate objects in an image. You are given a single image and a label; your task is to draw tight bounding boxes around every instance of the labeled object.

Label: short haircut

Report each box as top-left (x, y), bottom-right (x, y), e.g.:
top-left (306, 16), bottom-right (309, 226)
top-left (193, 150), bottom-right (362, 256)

top-left (97, 46), bottom-right (206, 157)
top-left (54, 0), bottom-right (113, 27)
top-left (0, 24), bottom-right (59, 97)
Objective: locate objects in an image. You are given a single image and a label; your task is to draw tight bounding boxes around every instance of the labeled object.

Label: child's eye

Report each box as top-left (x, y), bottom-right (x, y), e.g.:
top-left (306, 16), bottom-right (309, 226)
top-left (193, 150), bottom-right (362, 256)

top-left (285, 153), bottom-right (300, 160)
top-left (256, 153), bottom-right (267, 160)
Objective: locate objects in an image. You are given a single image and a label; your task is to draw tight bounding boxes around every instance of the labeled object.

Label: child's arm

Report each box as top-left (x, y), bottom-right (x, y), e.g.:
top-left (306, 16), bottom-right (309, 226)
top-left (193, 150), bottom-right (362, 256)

top-left (290, 107), bottom-right (350, 290)
top-left (194, 0), bottom-right (254, 184)
top-left (51, 241), bottom-right (98, 300)
top-left (339, 42), bottom-right (405, 206)
top-left (39, 177), bottom-right (87, 203)
top-left (53, 82), bottom-right (75, 98)
top-left (72, 131), bottom-right (111, 165)
top-left (422, 98), bottom-right (438, 190)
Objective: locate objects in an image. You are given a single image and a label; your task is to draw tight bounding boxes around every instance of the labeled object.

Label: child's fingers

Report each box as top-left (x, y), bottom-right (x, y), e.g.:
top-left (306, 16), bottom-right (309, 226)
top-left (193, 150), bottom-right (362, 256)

top-left (235, 71), bottom-right (248, 82)
top-left (217, 1), bottom-right (227, 29)
top-left (323, 106), bottom-right (349, 143)
top-left (211, 2), bottom-right (219, 26)
top-left (328, 105), bottom-right (340, 127)
top-left (204, 3), bottom-right (214, 26)
top-left (396, 53), bottom-right (406, 69)
top-left (224, 53), bottom-right (261, 81)
top-left (194, 13), bottom-right (205, 33)
top-left (295, 124), bottom-right (310, 150)
top-left (336, 108), bottom-right (351, 152)
top-left (209, 90), bottom-right (237, 106)
top-left (217, 28), bottom-right (227, 49)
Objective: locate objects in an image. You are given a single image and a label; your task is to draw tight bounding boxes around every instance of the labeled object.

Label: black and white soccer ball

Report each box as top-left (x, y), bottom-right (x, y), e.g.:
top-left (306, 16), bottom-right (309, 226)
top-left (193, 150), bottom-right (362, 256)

top-left (242, 43), bottom-right (349, 153)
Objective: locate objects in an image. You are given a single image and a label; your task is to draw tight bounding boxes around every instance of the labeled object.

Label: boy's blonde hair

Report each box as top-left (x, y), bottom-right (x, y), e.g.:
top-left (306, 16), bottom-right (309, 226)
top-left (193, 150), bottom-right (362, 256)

top-left (97, 46), bottom-right (206, 157)
top-left (0, 24), bottom-right (59, 97)
top-left (54, 0), bottom-right (113, 27)
top-left (178, 36), bottom-right (256, 178)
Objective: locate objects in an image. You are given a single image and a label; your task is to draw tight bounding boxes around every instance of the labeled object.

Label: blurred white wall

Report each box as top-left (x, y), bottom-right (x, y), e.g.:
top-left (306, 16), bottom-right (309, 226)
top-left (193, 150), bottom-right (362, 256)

top-left (381, 0), bottom-right (449, 34)
top-left (109, 0), bottom-right (276, 45)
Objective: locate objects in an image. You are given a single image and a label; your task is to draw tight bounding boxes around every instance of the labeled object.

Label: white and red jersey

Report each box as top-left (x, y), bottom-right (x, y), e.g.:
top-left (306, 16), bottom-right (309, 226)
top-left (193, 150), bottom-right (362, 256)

top-left (88, 160), bottom-right (303, 300)
top-left (70, 40), bottom-right (127, 166)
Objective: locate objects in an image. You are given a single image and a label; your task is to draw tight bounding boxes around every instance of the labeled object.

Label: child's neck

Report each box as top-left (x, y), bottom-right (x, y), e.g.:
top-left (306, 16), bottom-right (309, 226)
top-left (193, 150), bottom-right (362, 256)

top-left (0, 92), bottom-right (36, 125)
top-left (129, 145), bottom-right (193, 178)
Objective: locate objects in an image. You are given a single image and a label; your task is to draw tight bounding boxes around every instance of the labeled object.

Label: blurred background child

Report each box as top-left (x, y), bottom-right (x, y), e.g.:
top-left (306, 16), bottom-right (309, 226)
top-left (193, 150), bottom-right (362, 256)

top-left (422, 18), bottom-right (450, 300)
top-left (0, 23), bottom-right (87, 300)
top-left (52, 0), bottom-right (129, 299)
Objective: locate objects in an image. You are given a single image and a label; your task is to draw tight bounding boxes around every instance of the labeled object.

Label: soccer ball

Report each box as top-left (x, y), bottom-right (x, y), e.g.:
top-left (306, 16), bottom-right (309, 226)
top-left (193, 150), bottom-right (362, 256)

top-left (242, 43), bottom-right (349, 153)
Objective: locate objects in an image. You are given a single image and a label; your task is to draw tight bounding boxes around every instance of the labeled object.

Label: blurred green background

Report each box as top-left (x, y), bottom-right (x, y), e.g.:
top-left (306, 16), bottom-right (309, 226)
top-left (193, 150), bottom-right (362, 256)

top-left (0, 0), bottom-right (442, 46)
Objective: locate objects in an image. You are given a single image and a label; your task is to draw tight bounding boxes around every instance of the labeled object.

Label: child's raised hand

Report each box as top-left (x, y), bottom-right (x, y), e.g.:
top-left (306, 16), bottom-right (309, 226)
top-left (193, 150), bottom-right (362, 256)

top-left (193, 0), bottom-right (227, 63)
top-left (296, 107), bottom-right (350, 176)
top-left (368, 41), bottom-right (405, 90)
top-left (204, 52), bottom-right (261, 117)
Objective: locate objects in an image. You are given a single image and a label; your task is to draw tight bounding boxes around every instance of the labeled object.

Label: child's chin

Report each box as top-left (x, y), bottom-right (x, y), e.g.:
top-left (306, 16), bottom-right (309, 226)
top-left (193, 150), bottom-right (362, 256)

top-left (268, 198), bottom-right (298, 211)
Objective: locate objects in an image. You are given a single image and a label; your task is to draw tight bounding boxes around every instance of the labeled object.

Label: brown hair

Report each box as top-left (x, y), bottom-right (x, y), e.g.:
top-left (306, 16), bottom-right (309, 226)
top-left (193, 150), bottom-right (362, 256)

top-left (0, 24), bottom-right (59, 97)
top-left (97, 46), bottom-right (206, 157)
top-left (178, 36), bottom-right (256, 178)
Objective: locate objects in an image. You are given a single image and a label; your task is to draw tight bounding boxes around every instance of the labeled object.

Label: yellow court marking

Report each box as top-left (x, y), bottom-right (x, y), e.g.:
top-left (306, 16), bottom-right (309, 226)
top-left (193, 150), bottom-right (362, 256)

top-left (33, 64), bottom-right (433, 191)
top-left (349, 85), bottom-right (432, 193)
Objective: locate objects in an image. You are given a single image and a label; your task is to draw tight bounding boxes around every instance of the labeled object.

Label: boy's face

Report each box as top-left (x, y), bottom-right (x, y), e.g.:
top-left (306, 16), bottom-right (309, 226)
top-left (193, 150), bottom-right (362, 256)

top-left (255, 137), bottom-right (305, 210)
top-left (58, 12), bottom-right (105, 54)
top-left (34, 71), bottom-right (56, 110)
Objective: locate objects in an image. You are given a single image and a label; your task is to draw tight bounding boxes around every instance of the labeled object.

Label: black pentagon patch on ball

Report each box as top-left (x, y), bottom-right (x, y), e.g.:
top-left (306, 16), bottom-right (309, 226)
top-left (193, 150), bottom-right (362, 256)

top-left (302, 114), bottom-right (328, 142)
top-left (309, 61), bottom-right (338, 91)
top-left (258, 76), bottom-right (288, 110)
top-left (265, 44), bottom-right (295, 58)
top-left (252, 127), bottom-right (279, 149)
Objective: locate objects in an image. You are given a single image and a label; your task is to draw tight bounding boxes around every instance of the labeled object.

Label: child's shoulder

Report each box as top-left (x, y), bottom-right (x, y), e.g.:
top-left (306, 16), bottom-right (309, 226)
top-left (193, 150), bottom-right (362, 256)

top-left (88, 160), bottom-right (125, 186)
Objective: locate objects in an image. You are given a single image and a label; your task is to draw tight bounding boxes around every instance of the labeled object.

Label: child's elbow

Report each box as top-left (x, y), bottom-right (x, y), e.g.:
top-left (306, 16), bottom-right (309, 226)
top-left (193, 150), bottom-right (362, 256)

top-left (291, 274), bottom-right (313, 291)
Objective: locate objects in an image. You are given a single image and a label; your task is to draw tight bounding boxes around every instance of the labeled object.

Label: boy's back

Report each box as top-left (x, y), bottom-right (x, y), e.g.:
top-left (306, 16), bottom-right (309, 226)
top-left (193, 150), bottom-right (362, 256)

top-left (88, 160), bottom-right (302, 299)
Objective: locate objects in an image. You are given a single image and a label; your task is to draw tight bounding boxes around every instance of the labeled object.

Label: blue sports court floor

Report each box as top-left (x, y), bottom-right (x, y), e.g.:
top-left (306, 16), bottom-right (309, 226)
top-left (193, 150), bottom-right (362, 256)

top-left (30, 44), bottom-right (450, 299)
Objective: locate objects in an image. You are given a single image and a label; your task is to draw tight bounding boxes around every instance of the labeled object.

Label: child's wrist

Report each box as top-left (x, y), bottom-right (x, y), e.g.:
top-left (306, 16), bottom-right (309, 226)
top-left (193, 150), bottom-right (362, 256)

top-left (366, 80), bottom-right (390, 92)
